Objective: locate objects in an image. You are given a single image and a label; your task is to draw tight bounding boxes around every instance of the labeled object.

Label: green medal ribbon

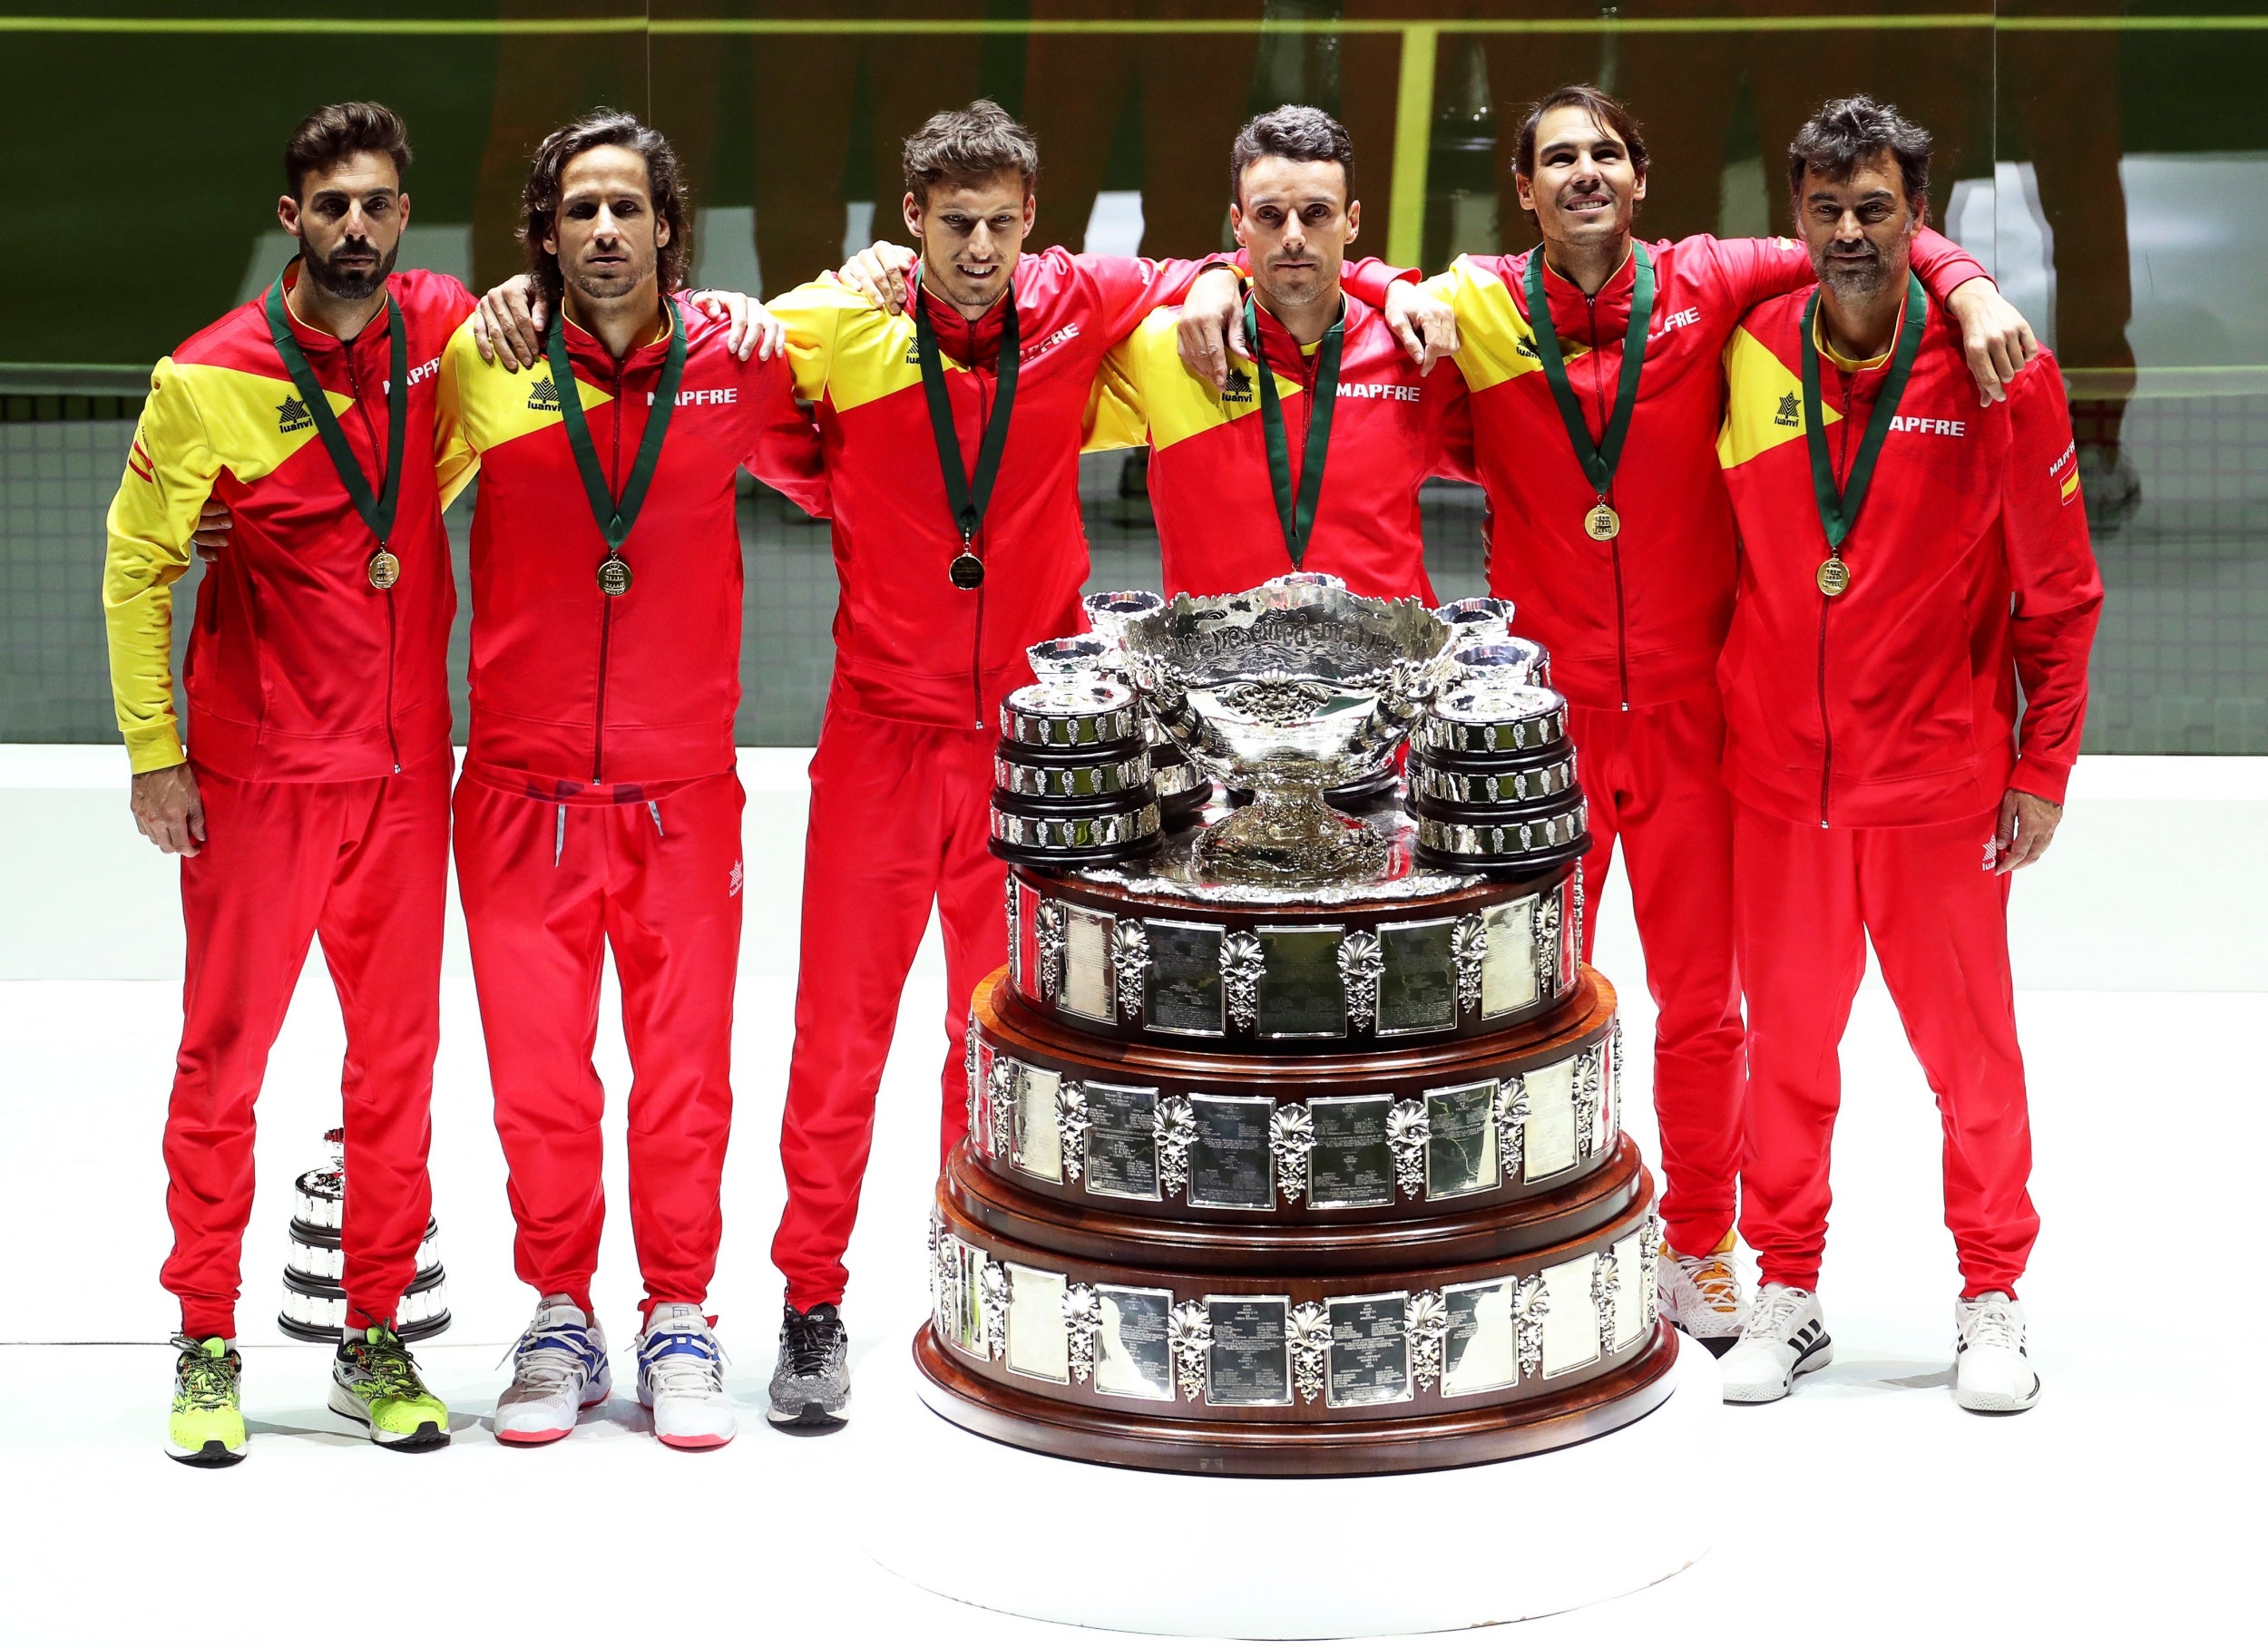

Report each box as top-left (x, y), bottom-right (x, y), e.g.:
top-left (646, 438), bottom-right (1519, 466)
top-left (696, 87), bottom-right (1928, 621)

top-left (263, 269), bottom-right (407, 576)
top-left (1526, 242), bottom-right (1654, 510)
top-left (547, 302), bottom-right (687, 596)
top-left (913, 272), bottom-right (1020, 589)
top-left (1244, 292), bottom-right (1344, 570)
top-left (1801, 273), bottom-right (1927, 552)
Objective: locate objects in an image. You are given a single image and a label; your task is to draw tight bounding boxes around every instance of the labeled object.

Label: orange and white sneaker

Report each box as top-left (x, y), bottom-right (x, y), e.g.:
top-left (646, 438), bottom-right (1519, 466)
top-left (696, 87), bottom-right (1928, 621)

top-left (1657, 1231), bottom-right (1750, 1356)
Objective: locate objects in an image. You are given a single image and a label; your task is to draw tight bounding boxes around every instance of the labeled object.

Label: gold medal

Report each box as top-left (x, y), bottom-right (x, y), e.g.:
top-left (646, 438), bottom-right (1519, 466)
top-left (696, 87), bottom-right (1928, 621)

top-left (367, 549), bottom-right (400, 590)
top-left (1583, 502), bottom-right (1620, 541)
top-left (1816, 555), bottom-right (1851, 598)
top-left (598, 556), bottom-right (632, 598)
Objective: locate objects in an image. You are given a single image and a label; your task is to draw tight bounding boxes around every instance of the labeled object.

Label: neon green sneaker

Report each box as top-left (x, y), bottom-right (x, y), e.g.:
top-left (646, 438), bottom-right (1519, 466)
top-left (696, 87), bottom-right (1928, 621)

top-left (168, 1335), bottom-right (248, 1468)
top-left (328, 1324), bottom-right (451, 1450)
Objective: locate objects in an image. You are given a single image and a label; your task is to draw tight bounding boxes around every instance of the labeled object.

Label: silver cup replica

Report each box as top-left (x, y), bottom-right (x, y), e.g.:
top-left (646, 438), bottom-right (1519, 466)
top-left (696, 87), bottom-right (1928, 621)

top-left (1122, 580), bottom-right (1454, 885)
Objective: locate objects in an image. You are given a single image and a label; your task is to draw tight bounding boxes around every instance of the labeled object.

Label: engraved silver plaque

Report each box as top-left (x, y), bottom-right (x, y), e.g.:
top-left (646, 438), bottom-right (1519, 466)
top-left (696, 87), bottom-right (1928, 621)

top-left (1612, 1233), bottom-right (1647, 1350)
top-left (1376, 918), bottom-right (1457, 1035)
top-left (1005, 1263), bottom-right (1070, 1383)
top-left (1540, 1253), bottom-right (1603, 1377)
top-left (1423, 1080), bottom-right (1500, 1200)
top-left (1145, 920), bottom-right (1226, 1037)
top-left (1522, 1054), bottom-right (1580, 1180)
top-left (1061, 905), bottom-right (1114, 1022)
top-left (1307, 1095), bottom-right (1395, 1209)
top-left (1480, 894), bottom-right (1539, 1017)
top-left (1093, 1283), bottom-right (1177, 1400)
top-left (1084, 1083), bottom-right (1162, 1201)
top-left (1255, 925), bottom-right (1348, 1039)
top-left (949, 1237), bottom-right (986, 1355)
top-left (1326, 1292), bottom-right (1413, 1408)
top-left (1442, 1277), bottom-right (1519, 1396)
top-left (1011, 1062), bottom-right (1063, 1184)
top-left (1187, 1094), bottom-right (1275, 1210)
top-left (1205, 1294), bottom-right (1293, 1407)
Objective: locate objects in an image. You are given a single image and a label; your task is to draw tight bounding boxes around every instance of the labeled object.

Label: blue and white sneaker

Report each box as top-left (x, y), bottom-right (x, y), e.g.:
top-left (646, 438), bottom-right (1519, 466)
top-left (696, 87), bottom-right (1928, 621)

top-left (495, 1297), bottom-right (611, 1445)
top-left (636, 1303), bottom-right (735, 1450)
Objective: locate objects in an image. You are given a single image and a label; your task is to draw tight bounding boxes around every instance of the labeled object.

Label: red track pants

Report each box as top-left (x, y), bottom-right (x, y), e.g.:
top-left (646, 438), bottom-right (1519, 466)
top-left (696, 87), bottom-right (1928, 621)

top-left (162, 761), bottom-right (448, 1341)
top-left (454, 770), bottom-right (745, 1319)
top-left (1569, 693), bottom-right (1746, 1259)
top-left (1732, 803), bottom-right (2038, 1297)
top-left (770, 705), bottom-right (1004, 1312)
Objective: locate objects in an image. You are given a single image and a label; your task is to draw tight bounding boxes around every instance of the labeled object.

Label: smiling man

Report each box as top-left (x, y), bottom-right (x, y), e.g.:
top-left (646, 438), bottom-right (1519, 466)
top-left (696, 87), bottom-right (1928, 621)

top-left (1711, 98), bottom-right (2100, 1412)
top-left (104, 102), bottom-right (485, 1466)
top-left (758, 101), bottom-right (1244, 1434)
top-left (1082, 105), bottom-right (1472, 599)
top-left (1295, 85), bottom-right (2035, 1360)
top-left (435, 109), bottom-right (827, 1452)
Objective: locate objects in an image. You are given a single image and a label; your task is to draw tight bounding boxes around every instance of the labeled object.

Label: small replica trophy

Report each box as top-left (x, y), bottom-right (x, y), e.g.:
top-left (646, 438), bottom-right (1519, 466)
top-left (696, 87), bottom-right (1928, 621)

top-left (934, 575), bottom-right (1666, 1477)
top-left (278, 1127), bottom-right (452, 1342)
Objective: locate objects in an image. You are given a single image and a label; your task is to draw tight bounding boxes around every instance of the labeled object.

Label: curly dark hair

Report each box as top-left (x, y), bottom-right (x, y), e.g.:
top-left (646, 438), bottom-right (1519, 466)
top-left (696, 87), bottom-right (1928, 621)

top-left (1512, 85), bottom-right (1649, 185)
top-left (285, 102), bottom-right (412, 201)
top-left (1786, 95), bottom-right (1932, 215)
top-left (520, 108), bottom-right (691, 310)
top-left (1229, 104), bottom-right (1355, 205)
top-left (901, 100), bottom-right (1040, 206)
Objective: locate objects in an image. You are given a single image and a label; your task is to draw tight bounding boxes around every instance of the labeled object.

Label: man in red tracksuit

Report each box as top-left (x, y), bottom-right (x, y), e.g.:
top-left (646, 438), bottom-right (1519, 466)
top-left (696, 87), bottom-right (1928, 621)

top-left (1314, 86), bottom-right (2035, 1354)
top-left (436, 111), bottom-right (827, 1451)
top-left (1084, 105), bottom-right (1473, 600)
top-left (105, 103), bottom-right (490, 1463)
top-left (760, 102), bottom-right (1260, 1432)
top-left (1711, 98), bottom-right (2099, 1413)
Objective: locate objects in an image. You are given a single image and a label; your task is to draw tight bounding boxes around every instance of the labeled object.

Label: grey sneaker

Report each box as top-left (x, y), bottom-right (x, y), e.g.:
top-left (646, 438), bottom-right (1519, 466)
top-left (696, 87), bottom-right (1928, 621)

top-left (767, 1302), bottom-right (849, 1434)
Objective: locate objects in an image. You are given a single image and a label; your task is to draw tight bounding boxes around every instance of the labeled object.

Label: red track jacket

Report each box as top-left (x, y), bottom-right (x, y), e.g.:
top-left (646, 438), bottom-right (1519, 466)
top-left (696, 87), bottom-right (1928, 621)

top-left (436, 295), bottom-right (828, 791)
top-left (768, 249), bottom-right (1218, 729)
top-left (1715, 290), bottom-right (2102, 827)
top-left (1085, 289), bottom-right (1473, 600)
top-left (104, 265), bottom-right (473, 780)
top-left (1348, 231), bottom-right (1989, 710)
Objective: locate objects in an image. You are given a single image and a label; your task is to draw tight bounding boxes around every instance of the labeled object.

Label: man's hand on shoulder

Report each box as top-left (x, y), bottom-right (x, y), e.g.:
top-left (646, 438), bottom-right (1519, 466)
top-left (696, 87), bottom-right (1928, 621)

top-left (1989, 788), bottom-right (2061, 873)
top-left (1383, 281), bottom-right (1460, 375)
top-left (836, 242), bottom-right (919, 315)
top-left (472, 274), bottom-right (547, 373)
top-left (1946, 278), bottom-right (2039, 408)
top-left (685, 290), bottom-right (783, 362)
top-left (1174, 265), bottom-right (1249, 391)
top-left (132, 763), bottom-right (206, 856)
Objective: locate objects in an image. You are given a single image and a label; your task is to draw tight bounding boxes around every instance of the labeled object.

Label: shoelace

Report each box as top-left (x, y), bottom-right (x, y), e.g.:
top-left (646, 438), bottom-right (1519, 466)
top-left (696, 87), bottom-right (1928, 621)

top-left (782, 1313), bottom-right (844, 1379)
top-left (637, 1328), bottom-right (727, 1396)
top-left (503, 1325), bottom-right (598, 1393)
top-left (1675, 1252), bottom-right (1742, 1314)
top-left (1745, 1286), bottom-right (1807, 1342)
top-left (346, 1336), bottom-right (429, 1402)
top-left (1962, 1301), bottom-right (2023, 1352)
top-left (172, 1340), bottom-right (238, 1410)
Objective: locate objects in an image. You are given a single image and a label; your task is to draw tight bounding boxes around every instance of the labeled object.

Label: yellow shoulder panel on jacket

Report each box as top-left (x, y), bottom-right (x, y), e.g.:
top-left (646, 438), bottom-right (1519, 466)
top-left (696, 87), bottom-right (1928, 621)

top-left (168, 360), bottom-right (347, 482)
top-left (1716, 324), bottom-right (1838, 469)
top-left (1084, 335), bottom-right (1149, 454)
top-left (442, 319), bottom-right (616, 463)
top-left (1437, 256), bottom-right (1589, 395)
top-left (1098, 308), bottom-right (1302, 455)
top-left (767, 279), bottom-right (934, 414)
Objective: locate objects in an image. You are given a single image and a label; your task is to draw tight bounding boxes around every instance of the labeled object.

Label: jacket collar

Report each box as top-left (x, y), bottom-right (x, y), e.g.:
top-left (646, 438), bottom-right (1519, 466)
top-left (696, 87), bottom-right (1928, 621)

top-left (556, 294), bottom-right (679, 379)
top-left (1530, 243), bottom-right (1637, 348)
top-left (915, 278), bottom-right (1012, 369)
top-left (274, 258), bottom-right (393, 356)
top-left (1246, 290), bottom-right (1357, 375)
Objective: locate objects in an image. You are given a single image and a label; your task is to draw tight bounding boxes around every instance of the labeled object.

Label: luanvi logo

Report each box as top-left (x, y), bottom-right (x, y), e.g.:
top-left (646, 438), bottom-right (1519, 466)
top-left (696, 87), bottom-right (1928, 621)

top-left (728, 859), bottom-right (744, 898)
top-left (527, 376), bottom-right (562, 413)
top-left (1220, 369), bottom-right (1253, 404)
top-left (1514, 334), bottom-right (1540, 361)
top-left (1774, 392), bottom-right (1800, 428)
top-left (277, 395), bottom-right (314, 434)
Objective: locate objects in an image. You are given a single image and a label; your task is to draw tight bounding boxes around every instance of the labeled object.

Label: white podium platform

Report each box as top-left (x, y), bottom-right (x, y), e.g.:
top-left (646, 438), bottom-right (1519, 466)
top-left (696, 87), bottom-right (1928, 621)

top-left (855, 1331), bottom-right (1719, 1638)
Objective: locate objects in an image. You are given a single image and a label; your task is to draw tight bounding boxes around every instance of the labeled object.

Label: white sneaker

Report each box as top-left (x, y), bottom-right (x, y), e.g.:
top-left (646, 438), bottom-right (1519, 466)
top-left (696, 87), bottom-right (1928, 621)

top-left (1719, 1282), bottom-right (1833, 1404)
top-left (495, 1298), bottom-right (611, 1445)
top-left (1658, 1233), bottom-right (1750, 1355)
top-left (1954, 1292), bottom-right (2041, 1413)
top-left (636, 1303), bottom-right (736, 1450)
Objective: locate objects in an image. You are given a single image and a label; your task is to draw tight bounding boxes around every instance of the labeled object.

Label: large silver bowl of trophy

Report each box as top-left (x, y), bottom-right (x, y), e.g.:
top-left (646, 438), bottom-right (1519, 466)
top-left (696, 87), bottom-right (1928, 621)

top-left (1120, 580), bottom-right (1455, 885)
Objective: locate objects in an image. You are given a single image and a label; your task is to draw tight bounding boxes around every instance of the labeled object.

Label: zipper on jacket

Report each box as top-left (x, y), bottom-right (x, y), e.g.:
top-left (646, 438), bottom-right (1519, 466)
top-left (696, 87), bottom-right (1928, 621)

top-left (1816, 373), bottom-right (1860, 827)
top-left (1584, 290), bottom-right (1632, 712)
top-left (967, 363), bottom-right (992, 730)
top-left (343, 341), bottom-right (402, 772)
top-left (592, 354), bottom-right (624, 781)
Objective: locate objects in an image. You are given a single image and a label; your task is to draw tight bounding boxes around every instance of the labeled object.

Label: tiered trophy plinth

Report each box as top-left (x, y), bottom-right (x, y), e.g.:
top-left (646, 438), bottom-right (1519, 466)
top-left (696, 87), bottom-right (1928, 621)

top-left (917, 797), bottom-right (1671, 1477)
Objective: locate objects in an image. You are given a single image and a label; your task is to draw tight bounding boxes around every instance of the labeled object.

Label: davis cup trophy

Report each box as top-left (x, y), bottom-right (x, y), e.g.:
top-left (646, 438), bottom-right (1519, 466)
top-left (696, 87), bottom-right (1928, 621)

top-left (919, 576), bottom-right (1674, 1476)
